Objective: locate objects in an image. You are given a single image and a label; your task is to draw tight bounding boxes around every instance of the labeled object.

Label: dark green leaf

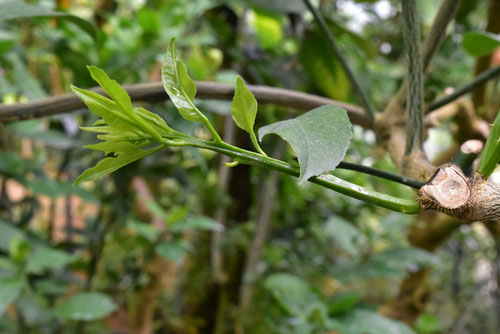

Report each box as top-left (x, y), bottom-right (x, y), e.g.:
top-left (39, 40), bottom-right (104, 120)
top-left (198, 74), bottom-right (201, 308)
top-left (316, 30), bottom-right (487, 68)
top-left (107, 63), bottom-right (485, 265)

top-left (477, 110), bottom-right (500, 178)
top-left (0, 1), bottom-right (97, 40)
top-left (327, 292), bottom-right (361, 315)
top-left (231, 76), bottom-right (258, 134)
top-left (56, 292), bottom-right (117, 321)
top-left (74, 145), bottom-right (162, 185)
top-left (162, 38), bottom-right (203, 122)
top-left (462, 32), bottom-right (500, 57)
top-left (258, 105), bottom-right (352, 182)
top-left (0, 277), bottom-right (23, 316)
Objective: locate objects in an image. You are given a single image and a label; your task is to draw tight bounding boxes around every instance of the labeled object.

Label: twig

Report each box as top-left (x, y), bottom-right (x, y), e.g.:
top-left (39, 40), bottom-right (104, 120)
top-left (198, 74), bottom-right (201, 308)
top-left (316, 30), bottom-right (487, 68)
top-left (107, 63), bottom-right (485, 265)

top-left (302, 0), bottom-right (375, 127)
top-left (0, 81), bottom-right (370, 128)
top-left (337, 162), bottom-right (425, 189)
top-left (402, 0), bottom-right (424, 155)
top-left (429, 66), bottom-right (500, 111)
top-left (422, 0), bottom-right (462, 72)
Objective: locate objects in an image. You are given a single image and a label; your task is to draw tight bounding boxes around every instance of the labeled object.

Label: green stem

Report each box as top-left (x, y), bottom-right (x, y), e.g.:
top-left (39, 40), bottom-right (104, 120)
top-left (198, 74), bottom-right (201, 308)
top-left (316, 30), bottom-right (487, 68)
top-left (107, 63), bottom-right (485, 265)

top-left (175, 138), bottom-right (421, 214)
top-left (250, 131), bottom-right (267, 156)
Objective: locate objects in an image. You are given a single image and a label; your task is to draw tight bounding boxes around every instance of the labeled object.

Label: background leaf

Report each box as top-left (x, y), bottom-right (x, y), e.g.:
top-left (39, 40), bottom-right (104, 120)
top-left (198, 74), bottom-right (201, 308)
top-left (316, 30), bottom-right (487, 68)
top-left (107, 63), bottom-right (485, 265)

top-left (462, 32), bottom-right (500, 57)
top-left (264, 273), bottom-right (324, 320)
top-left (300, 29), bottom-right (351, 101)
top-left (0, 1), bottom-right (96, 40)
top-left (56, 292), bottom-right (117, 321)
top-left (258, 105), bottom-right (352, 182)
top-left (0, 277), bottom-right (23, 317)
top-left (327, 309), bottom-right (415, 334)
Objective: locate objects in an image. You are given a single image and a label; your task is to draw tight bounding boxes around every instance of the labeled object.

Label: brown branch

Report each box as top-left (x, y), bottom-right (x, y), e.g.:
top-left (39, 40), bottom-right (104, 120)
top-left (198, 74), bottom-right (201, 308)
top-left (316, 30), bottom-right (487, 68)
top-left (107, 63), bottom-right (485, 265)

top-left (0, 81), bottom-right (370, 128)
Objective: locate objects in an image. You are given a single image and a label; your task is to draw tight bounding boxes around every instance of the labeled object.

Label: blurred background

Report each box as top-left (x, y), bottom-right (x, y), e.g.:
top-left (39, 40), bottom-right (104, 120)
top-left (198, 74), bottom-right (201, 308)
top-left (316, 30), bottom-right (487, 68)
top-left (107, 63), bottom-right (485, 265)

top-left (0, 0), bottom-right (499, 333)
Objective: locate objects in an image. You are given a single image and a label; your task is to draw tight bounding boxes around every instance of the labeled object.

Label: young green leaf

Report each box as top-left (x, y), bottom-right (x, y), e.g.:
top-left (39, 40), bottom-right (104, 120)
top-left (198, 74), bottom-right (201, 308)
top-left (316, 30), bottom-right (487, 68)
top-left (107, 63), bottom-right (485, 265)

top-left (86, 66), bottom-right (163, 142)
top-left (258, 105), bottom-right (352, 182)
top-left (74, 145), bottom-right (163, 185)
top-left (71, 86), bottom-right (137, 132)
top-left (231, 76), bottom-right (258, 133)
top-left (161, 38), bottom-right (202, 122)
top-left (231, 76), bottom-right (266, 155)
top-left (477, 110), bottom-right (500, 178)
top-left (84, 141), bottom-right (143, 155)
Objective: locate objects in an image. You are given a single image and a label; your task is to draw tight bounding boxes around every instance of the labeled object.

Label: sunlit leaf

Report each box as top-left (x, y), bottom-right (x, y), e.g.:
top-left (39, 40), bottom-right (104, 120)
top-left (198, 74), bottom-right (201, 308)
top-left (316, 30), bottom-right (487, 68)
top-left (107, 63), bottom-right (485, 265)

top-left (259, 105), bottom-right (352, 182)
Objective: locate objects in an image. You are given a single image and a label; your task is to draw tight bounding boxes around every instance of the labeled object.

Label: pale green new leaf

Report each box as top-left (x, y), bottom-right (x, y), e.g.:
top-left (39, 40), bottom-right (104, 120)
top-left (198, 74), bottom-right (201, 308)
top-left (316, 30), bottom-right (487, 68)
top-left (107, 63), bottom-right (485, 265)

top-left (80, 126), bottom-right (112, 133)
top-left (87, 66), bottom-right (136, 118)
top-left (231, 76), bottom-right (258, 134)
top-left (258, 105), bottom-right (352, 182)
top-left (86, 66), bottom-right (163, 142)
top-left (74, 145), bottom-right (163, 185)
top-left (84, 142), bottom-right (142, 155)
top-left (135, 107), bottom-right (171, 135)
top-left (71, 86), bottom-right (136, 132)
top-left (477, 110), bottom-right (500, 178)
top-left (162, 38), bottom-right (203, 122)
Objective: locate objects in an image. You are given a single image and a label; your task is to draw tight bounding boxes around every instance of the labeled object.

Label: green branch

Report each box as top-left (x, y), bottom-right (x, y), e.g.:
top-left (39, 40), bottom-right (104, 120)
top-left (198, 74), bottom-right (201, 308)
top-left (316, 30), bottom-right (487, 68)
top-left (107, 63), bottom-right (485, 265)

top-left (174, 137), bottom-right (421, 214)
